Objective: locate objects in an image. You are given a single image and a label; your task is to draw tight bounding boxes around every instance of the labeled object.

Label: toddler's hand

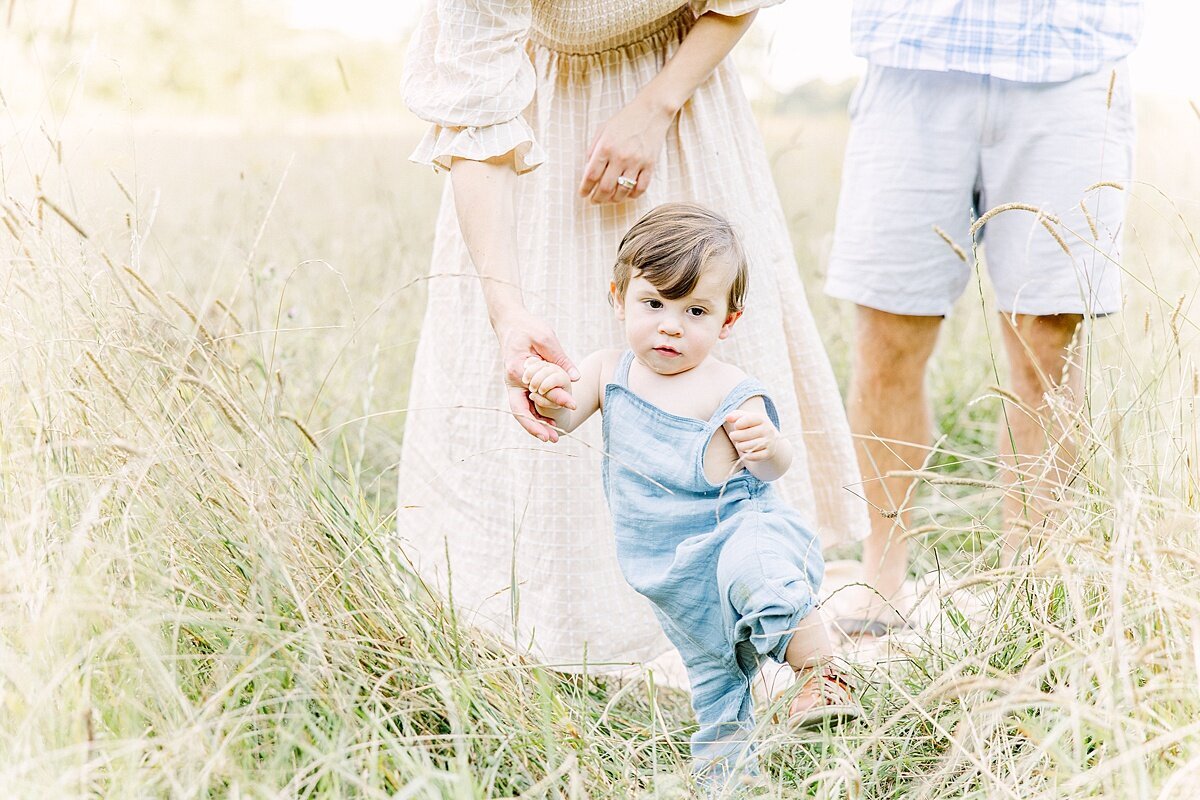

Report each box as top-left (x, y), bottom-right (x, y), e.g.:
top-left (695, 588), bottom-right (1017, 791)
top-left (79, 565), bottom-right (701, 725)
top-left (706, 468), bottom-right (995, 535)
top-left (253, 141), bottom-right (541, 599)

top-left (724, 410), bottom-right (780, 463)
top-left (522, 357), bottom-right (576, 411)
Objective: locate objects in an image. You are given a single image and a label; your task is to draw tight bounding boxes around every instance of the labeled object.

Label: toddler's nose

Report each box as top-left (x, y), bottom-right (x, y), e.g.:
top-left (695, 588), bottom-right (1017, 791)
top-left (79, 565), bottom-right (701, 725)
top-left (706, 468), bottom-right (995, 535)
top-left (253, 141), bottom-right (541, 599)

top-left (658, 317), bottom-right (682, 336)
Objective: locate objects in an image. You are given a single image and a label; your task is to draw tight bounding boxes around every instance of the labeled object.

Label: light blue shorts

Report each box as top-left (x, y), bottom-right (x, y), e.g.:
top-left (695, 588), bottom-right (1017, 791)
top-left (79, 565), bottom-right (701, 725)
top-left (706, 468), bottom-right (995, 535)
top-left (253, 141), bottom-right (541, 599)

top-left (826, 62), bottom-right (1134, 317)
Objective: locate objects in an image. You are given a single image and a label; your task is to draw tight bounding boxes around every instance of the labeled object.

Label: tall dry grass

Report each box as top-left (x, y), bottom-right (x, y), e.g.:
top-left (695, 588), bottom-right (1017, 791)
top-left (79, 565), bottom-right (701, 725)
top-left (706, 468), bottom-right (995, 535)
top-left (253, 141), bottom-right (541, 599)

top-left (0, 184), bottom-right (697, 797)
top-left (1, 98), bottom-right (1198, 797)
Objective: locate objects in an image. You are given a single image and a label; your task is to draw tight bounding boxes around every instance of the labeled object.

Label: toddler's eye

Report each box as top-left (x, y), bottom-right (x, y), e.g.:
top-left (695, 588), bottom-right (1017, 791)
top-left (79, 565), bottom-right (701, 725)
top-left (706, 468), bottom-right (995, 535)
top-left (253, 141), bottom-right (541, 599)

top-left (644, 299), bottom-right (663, 309)
top-left (687, 307), bottom-right (706, 317)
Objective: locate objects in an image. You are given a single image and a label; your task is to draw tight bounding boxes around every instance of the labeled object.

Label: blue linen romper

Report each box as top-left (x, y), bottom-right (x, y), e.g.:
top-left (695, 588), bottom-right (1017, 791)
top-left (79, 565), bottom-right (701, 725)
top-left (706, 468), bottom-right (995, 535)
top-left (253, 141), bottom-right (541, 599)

top-left (601, 350), bottom-right (826, 777)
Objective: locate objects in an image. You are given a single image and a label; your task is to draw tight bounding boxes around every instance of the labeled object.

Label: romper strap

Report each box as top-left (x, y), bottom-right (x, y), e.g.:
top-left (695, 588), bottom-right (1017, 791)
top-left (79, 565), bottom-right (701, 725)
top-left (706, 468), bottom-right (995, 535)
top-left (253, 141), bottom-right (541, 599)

top-left (612, 349), bottom-right (636, 387)
top-left (708, 378), bottom-right (781, 430)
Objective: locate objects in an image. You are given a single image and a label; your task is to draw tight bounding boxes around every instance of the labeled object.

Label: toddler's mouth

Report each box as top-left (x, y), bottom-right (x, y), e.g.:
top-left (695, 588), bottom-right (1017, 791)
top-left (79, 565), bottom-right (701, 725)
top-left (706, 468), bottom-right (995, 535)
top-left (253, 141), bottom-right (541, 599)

top-left (653, 346), bottom-right (681, 357)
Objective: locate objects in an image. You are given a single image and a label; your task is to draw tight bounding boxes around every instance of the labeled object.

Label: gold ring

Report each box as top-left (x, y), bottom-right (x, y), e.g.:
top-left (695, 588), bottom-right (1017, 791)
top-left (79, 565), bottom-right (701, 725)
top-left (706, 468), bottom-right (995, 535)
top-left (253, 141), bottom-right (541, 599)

top-left (616, 175), bottom-right (637, 190)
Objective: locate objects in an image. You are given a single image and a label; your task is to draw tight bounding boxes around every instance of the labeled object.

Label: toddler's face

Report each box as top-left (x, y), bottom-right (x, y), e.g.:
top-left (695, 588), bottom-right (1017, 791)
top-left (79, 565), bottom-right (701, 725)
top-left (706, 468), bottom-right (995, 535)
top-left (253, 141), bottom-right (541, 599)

top-left (612, 254), bottom-right (742, 376)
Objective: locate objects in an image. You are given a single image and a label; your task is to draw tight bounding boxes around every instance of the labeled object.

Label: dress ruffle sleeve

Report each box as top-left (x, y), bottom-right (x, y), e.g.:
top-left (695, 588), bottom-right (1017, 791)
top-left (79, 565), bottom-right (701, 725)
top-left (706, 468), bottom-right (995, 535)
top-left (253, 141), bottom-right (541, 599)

top-left (690, 0), bottom-right (785, 16)
top-left (402, 0), bottom-right (546, 174)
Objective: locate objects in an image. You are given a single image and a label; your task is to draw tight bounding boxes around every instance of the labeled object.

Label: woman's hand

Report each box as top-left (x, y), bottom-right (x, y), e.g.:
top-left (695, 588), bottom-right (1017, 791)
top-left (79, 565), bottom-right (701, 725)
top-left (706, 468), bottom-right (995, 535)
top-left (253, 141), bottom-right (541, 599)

top-left (496, 310), bottom-right (579, 443)
top-left (578, 10), bottom-right (757, 205)
top-left (578, 95), bottom-right (674, 204)
top-left (447, 157), bottom-right (579, 442)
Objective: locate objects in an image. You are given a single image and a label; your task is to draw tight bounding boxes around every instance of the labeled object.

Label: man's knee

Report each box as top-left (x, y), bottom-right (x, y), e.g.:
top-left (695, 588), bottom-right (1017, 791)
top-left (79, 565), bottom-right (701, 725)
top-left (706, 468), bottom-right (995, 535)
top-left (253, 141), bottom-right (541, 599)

top-left (1005, 313), bottom-right (1082, 346)
top-left (853, 305), bottom-right (942, 389)
top-left (1003, 313), bottom-right (1083, 391)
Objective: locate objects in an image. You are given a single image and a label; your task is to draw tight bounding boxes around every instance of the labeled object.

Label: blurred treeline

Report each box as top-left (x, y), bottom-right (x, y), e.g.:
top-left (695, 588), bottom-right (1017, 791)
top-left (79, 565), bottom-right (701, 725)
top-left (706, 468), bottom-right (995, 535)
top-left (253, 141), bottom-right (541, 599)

top-left (2, 0), bottom-right (409, 118)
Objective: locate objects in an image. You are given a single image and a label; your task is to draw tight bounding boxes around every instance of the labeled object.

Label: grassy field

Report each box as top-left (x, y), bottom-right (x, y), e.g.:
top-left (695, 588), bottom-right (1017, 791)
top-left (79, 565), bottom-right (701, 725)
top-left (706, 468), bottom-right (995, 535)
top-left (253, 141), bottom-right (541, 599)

top-left (1, 83), bottom-right (1199, 798)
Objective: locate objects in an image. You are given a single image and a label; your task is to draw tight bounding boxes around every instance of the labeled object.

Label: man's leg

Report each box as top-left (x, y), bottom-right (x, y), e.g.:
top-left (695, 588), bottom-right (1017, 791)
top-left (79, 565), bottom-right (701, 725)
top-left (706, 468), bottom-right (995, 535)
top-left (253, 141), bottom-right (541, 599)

top-left (979, 65), bottom-right (1132, 555)
top-left (823, 66), bottom-right (987, 621)
top-left (997, 312), bottom-right (1084, 559)
top-left (848, 306), bottom-right (942, 617)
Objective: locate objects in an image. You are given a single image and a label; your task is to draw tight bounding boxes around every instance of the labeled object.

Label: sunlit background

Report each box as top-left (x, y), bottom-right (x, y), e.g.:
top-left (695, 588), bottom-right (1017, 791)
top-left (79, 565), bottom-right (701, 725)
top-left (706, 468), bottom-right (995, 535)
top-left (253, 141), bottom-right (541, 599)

top-left (3, 1), bottom-right (1197, 126)
top-left (287, 1), bottom-right (1199, 96)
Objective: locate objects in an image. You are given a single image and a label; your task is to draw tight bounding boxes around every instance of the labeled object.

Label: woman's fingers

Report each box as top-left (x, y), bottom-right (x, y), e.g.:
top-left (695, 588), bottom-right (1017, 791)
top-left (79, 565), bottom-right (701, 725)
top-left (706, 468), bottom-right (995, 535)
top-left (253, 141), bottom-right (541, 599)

top-left (589, 159), bottom-right (623, 204)
top-left (612, 168), bottom-right (640, 203)
top-left (530, 330), bottom-right (580, 382)
top-left (583, 152), bottom-right (646, 204)
top-left (593, 164), bottom-right (643, 204)
top-left (578, 153), bottom-right (607, 197)
top-left (499, 314), bottom-right (579, 439)
top-left (630, 165), bottom-right (651, 199)
top-left (508, 385), bottom-right (558, 443)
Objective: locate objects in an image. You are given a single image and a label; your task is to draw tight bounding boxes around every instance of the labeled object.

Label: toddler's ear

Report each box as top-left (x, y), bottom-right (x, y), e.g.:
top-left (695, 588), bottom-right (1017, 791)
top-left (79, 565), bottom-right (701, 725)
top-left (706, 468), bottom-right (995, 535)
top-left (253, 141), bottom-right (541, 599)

top-left (718, 309), bottom-right (743, 340)
top-left (610, 282), bottom-right (625, 320)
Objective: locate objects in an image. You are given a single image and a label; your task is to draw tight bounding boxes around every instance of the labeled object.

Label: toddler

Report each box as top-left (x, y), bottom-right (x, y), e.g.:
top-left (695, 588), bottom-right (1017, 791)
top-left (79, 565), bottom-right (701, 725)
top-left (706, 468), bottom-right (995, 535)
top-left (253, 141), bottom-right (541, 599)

top-left (522, 203), bottom-right (858, 781)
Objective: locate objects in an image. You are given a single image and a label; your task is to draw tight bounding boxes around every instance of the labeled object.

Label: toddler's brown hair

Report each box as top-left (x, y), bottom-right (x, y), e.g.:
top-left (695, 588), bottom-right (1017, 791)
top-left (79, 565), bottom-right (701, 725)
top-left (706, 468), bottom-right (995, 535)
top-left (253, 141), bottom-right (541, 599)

top-left (612, 202), bottom-right (748, 313)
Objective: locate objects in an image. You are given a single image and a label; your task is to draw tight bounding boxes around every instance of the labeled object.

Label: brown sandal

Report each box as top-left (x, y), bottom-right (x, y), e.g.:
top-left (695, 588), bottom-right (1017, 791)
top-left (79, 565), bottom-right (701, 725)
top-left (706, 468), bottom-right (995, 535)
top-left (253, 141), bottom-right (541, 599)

top-left (787, 667), bottom-right (862, 730)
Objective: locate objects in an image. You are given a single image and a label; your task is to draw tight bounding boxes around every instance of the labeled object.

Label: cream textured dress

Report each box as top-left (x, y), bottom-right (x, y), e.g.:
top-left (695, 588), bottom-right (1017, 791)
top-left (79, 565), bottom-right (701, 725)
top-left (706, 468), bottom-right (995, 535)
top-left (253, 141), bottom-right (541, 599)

top-left (399, 0), bottom-right (868, 671)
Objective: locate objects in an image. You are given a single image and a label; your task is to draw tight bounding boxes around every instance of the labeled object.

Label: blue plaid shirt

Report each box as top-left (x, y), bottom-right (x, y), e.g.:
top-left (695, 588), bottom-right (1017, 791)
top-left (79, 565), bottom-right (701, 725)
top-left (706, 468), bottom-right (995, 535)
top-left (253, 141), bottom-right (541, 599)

top-left (851, 1), bottom-right (1144, 82)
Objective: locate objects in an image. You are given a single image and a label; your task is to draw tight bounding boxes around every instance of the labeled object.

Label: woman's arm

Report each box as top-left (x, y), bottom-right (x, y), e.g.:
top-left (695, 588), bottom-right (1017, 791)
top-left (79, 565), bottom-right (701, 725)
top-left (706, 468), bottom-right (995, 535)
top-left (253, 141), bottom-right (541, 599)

top-left (579, 10), bottom-right (758, 203)
top-left (450, 156), bottom-right (579, 443)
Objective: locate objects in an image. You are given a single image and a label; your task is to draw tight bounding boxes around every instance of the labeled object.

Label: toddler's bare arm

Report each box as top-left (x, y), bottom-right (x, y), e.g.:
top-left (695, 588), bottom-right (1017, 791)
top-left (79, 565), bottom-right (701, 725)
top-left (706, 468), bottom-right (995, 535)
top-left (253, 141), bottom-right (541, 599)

top-left (725, 397), bottom-right (793, 482)
top-left (523, 350), bottom-right (607, 435)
